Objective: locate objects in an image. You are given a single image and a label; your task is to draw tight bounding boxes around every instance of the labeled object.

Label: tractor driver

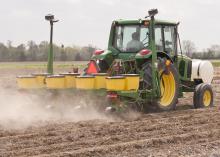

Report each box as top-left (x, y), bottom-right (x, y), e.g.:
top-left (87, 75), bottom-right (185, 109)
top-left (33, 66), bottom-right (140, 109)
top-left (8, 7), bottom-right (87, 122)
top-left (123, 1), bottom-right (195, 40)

top-left (126, 32), bottom-right (144, 52)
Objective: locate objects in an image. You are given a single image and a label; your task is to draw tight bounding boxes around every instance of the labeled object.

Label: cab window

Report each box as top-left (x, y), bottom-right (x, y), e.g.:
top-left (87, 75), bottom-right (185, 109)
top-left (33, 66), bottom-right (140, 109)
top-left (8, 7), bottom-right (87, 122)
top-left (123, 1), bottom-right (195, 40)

top-left (164, 26), bottom-right (175, 55)
top-left (155, 26), bottom-right (163, 51)
top-left (113, 25), bottom-right (149, 53)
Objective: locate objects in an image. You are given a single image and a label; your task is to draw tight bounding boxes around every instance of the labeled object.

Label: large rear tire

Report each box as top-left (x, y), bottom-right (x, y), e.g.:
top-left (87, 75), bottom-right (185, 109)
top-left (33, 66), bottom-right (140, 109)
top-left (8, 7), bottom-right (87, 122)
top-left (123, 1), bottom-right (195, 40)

top-left (142, 58), bottom-right (179, 111)
top-left (157, 59), bottom-right (179, 111)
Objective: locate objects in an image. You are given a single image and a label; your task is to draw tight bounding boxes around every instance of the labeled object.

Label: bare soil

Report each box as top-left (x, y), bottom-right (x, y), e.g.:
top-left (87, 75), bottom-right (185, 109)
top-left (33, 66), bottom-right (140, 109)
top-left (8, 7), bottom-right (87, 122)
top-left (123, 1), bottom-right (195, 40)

top-left (0, 66), bottom-right (220, 157)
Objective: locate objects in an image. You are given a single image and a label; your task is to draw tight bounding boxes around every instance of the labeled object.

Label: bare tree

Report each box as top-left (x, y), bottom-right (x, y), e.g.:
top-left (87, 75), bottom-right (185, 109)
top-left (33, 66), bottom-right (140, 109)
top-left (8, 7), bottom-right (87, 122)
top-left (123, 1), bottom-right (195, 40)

top-left (182, 40), bottom-right (196, 57)
top-left (7, 40), bottom-right (12, 48)
top-left (0, 43), bottom-right (9, 61)
top-left (207, 45), bottom-right (220, 58)
top-left (16, 44), bottom-right (26, 61)
top-left (27, 40), bottom-right (38, 61)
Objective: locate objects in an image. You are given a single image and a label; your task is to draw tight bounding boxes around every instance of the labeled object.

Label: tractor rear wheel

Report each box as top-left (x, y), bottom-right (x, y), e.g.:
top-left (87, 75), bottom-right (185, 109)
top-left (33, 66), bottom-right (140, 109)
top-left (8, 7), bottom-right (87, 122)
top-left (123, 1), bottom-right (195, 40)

top-left (157, 59), bottom-right (179, 111)
top-left (142, 58), bottom-right (179, 111)
top-left (193, 83), bottom-right (213, 108)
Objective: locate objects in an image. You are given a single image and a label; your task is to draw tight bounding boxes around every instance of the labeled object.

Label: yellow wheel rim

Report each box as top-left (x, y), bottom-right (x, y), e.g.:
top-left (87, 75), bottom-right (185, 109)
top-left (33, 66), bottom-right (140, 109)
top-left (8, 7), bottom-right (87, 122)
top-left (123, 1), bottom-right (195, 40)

top-left (160, 71), bottom-right (176, 107)
top-left (203, 90), bottom-right (211, 107)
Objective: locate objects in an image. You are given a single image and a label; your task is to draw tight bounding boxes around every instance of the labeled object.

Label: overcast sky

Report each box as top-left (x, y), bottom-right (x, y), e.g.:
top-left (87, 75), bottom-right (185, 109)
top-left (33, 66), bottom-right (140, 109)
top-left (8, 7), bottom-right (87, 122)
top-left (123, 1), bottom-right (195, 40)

top-left (0, 0), bottom-right (220, 51)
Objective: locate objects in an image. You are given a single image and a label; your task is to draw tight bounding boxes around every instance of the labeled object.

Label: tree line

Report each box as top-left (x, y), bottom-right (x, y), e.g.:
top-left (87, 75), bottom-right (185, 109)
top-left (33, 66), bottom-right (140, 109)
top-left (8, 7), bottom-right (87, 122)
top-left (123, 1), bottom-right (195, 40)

top-left (0, 40), bottom-right (96, 62)
top-left (182, 40), bottom-right (220, 59)
top-left (0, 40), bottom-right (219, 62)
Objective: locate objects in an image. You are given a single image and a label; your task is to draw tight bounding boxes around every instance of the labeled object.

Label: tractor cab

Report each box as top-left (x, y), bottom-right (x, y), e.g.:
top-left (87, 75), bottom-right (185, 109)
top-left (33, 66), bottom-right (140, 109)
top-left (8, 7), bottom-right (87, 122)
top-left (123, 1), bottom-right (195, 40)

top-left (109, 19), bottom-right (178, 61)
top-left (91, 12), bottom-right (179, 74)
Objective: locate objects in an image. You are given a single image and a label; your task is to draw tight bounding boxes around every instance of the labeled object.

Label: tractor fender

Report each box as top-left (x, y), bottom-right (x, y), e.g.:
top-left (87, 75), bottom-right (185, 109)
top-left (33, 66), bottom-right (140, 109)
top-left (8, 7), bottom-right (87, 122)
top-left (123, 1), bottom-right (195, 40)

top-left (91, 50), bottom-right (114, 72)
top-left (135, 51), bottom-right (173, 62)
top-left (92, 50), bottom-right (113, 60)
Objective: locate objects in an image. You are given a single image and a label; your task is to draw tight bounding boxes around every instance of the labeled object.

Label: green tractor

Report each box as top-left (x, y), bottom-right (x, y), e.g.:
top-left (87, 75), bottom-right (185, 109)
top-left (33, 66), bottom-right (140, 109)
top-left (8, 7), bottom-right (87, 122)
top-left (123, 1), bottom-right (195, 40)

top-left (85, 9), bottom-right (214, 112)
top-left (16, 9), bottom-right (214, 113)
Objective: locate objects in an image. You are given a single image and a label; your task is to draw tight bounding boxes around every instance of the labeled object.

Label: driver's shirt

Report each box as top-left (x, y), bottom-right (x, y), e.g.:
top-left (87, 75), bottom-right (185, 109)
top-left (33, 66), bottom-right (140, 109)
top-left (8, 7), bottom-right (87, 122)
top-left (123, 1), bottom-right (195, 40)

top-left (127, 40), bottom-right (145, 51)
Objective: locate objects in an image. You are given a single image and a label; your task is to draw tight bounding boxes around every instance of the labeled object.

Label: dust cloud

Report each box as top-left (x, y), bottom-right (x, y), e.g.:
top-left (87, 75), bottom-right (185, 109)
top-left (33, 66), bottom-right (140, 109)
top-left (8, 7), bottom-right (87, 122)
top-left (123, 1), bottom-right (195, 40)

top-left (0, 88), bottom-right (111, 130)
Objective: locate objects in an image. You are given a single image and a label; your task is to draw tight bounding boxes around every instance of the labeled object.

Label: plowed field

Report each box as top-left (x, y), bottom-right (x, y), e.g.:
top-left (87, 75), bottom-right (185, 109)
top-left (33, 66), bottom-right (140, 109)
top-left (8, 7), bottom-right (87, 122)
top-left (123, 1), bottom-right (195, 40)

top-left (0, 65), bottom-right (220, 157)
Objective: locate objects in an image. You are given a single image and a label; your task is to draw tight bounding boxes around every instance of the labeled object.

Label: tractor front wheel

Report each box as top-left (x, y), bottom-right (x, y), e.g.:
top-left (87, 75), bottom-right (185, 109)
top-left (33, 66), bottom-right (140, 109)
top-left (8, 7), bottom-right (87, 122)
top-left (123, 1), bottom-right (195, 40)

top-left (193, 83), bottom-right (214, 108)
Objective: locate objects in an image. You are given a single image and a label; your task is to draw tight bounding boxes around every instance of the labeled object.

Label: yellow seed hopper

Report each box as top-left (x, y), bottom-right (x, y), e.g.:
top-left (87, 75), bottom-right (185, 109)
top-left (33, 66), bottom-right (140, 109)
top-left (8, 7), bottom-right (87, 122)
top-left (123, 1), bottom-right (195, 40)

top-left (76, 75), bottom-right (95, 90)
top-left (121, 74), bottom-right (140, 91)
top-left (93, 73), bottom-right (108, 89)
top-left (106, 76), bottom-right (126, 91)
top-left (32, 73), bottom-right (50, 88)
top-left (45, 75), bottom-right (66, 89)
top-left (60, 73), bottom-right (80, 88)
top-left (16, 75), bottom-right (39, 89)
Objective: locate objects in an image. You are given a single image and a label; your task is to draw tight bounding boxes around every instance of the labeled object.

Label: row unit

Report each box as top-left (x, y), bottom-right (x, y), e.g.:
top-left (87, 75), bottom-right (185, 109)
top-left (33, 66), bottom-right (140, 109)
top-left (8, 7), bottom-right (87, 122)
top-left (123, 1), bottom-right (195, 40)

top-left (17, 73), bottom-right (140, 91)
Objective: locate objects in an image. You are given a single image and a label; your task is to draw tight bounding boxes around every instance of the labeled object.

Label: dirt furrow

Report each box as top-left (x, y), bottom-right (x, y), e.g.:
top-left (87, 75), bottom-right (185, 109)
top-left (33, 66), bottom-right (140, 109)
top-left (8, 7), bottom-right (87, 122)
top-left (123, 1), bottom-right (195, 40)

top-left (1, 109), bottom-right (218, 147)
top-left (0, 67), bottom-right (220, 157)
top-left (33, 129), bottom-right (220, 157)
top-left (2, 115), bottom-right (220, 156)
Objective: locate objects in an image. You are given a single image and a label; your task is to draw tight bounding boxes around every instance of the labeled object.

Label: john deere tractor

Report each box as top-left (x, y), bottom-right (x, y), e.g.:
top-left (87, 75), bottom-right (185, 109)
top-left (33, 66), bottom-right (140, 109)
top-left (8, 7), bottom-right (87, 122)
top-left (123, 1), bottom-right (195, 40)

top-left (84, 9), bottom-right (214, 111)
top-left (17, 9), bottom-right (214, 112)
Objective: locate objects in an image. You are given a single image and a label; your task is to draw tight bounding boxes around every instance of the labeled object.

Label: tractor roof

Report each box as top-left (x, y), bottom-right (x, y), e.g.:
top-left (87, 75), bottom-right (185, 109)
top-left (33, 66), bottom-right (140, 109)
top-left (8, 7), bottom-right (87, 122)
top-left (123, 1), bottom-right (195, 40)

top-left (115, 19), bottom-right (178, 26)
